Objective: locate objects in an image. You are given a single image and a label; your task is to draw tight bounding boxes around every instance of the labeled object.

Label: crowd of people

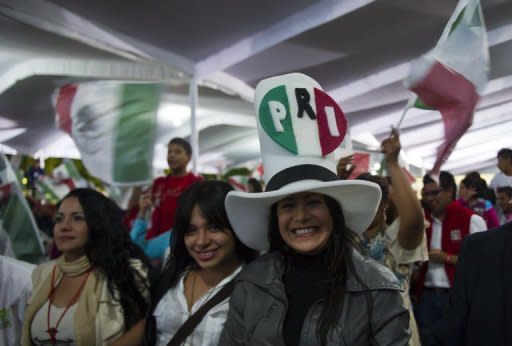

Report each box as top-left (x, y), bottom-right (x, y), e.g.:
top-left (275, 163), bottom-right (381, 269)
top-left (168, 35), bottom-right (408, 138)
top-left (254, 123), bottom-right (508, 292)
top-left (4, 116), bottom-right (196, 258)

top-left (1, 73), bottom-right (511, 345)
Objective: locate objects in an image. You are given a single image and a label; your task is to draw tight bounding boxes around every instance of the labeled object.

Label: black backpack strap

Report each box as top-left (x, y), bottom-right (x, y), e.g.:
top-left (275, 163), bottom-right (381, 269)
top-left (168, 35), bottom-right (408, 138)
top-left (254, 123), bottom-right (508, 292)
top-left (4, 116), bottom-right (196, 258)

top-left (166, 279), bottom-right (236, 346)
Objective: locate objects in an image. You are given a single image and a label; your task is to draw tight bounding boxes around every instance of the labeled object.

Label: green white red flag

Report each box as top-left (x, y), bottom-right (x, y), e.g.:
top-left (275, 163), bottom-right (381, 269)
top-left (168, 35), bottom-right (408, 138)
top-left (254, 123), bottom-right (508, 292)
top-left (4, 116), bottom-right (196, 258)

top-left (404, 0), bottom-right (489, 174)
top-left (54, 82), bottom-right (161, 186)
top-left (0, 154), bottom-right (45, 263)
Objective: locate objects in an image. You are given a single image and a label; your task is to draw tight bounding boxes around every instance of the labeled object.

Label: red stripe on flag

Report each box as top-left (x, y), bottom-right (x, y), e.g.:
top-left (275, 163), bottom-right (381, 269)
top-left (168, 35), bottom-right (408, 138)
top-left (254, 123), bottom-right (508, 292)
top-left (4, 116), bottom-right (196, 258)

top-left (55, 84), bottom-right (78, 135)
top-left (411, 62), bottom-right (479, 174)
top-left (227, 178), bottom-right (248, 192)
top-left (0, 183), bottom-right (11, 201)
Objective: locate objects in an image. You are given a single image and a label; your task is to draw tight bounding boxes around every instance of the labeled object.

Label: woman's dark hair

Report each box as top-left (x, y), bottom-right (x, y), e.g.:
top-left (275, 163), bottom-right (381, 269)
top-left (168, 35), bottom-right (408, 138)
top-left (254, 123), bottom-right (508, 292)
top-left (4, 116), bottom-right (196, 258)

top-left (58, 188), bottom-right (150, 329)
top-left (460, 172), bottom-right (486, 199)
top-left (168, 137), bottom-right (192, 157)
top-left (144, 180), bottom-right (257, 345)
top-left (247, 178), bottom-right (263, 193)
top-left (356, 173), bottom-right (393, 225)
top-left (423, 173), bottom-right (436, 185)
top-left (439, 170), bottom-right (457, 200)
top-left (269, 195), bottom-right (373, 345)
top-left (356, 173), bottom-right (389, 201)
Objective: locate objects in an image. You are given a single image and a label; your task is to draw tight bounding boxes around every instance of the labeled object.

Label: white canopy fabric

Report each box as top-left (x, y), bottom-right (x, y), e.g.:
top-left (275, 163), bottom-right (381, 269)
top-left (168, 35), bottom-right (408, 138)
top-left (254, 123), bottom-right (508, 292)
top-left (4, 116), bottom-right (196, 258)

top-left (0, 0), bottom-right (511, 176)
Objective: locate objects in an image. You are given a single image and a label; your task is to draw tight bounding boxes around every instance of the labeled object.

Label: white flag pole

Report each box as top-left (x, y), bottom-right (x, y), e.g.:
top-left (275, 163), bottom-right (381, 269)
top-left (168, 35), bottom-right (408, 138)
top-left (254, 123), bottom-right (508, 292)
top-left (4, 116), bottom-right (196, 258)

top-left (396, 96), bottom-right (415, 130)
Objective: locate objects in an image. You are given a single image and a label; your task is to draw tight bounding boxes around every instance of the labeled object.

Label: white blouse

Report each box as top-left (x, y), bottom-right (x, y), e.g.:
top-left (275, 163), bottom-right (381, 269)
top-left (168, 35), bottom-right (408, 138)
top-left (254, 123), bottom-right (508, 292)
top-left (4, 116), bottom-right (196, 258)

top-left (31, 301), bottom-right (77, 345)
top-left (154, 266), bottom-right (241, 346)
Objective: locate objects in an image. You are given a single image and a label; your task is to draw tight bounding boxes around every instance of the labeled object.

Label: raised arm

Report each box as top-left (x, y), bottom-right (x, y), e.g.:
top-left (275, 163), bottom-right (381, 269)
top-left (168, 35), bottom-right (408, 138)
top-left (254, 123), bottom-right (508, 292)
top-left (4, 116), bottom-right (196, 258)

top-left (382, 129), bottom-right (424, 250)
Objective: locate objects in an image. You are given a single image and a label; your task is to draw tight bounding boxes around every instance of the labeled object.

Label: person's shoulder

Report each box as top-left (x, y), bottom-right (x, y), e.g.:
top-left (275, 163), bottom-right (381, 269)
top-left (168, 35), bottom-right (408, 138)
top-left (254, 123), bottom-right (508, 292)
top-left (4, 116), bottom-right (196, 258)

top-left (152, 175), bottom-right (168, 185)
top-left (189, 172), bottom-right (202, 181)
top-left (347, 250), bottom-right (401, 292)
top-left (32, 259), bottom-right (57, 285)
top-left (466, 222), bottom-right (512, 245)
top-left (462, 223), bottom-right (512, 264)
top-left (237, 252), bottom-right (283, 285)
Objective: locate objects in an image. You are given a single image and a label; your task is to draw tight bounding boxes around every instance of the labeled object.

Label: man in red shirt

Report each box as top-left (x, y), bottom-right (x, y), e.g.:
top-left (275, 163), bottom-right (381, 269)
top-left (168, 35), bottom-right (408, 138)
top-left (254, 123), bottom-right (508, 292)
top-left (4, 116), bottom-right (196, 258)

top-left (146, 138), bottom-right (201, 239)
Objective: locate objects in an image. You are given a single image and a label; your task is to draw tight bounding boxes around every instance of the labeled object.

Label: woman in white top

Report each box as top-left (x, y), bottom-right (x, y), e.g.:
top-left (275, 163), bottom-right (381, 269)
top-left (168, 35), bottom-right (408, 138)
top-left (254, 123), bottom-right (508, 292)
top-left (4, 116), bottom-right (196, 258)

top-left (144, 180), bottom-right (257, 346)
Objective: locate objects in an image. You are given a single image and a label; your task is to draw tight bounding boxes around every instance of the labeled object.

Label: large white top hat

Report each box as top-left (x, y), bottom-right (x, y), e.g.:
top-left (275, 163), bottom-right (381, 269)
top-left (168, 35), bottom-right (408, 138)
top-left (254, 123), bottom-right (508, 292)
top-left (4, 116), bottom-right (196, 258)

top-left (225, 73), bottom-right (381, 251)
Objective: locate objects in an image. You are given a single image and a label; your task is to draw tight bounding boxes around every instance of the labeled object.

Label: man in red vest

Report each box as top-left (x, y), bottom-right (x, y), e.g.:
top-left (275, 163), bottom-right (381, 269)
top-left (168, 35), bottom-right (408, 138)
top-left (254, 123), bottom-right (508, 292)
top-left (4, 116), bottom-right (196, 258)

top-left (416, 171), bottom-right (486, 344)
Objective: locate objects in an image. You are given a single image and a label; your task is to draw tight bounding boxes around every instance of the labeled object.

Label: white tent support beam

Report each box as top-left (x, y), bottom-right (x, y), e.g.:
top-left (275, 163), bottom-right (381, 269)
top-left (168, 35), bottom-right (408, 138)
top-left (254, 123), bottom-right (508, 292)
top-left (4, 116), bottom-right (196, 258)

top-left (0, 0), bottom-right (148, 61)
top-left (0, 57), bottom-right (183, 95)
top-left (168, 113), bottom-right (257, 140)
top-left (195, 0), bottom-right (375, 77)
top-left (201, 72), bottom-right (255, 102)
top-left (189, 77), bottom-right (199, 174)
top-left (0, 0), bottom-right (196, 75)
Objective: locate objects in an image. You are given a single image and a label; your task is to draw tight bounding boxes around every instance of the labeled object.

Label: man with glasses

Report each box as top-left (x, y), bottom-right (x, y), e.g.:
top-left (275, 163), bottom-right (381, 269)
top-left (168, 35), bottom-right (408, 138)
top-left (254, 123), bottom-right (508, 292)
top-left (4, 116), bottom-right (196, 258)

top-left (421, 174), bottom-right (441, 213)
top-left (416, 171), bottom-right (486, 344)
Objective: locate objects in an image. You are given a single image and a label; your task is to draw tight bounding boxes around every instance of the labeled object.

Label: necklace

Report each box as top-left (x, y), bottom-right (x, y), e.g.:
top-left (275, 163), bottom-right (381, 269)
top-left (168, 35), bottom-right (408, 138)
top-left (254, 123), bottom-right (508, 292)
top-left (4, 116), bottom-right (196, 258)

top-left (46, 266), bottom-right (92, 344)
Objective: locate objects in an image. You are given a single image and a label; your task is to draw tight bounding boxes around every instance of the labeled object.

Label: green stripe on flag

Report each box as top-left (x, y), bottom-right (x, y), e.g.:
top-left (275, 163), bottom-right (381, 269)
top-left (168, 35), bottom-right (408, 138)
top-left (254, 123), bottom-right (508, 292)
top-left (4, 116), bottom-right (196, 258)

top-left (63, 159), bottom-right (82, 181)
top-left (113, 84), bottom-right (159, 183)
top-left (35, 179), bottom-right (61, 204)
top-left (413, 97), bottom-right (435, 110)
top-left (448, 7), bottom-right (466, 36)
top-left (1, 183), bottom-right (44, 263)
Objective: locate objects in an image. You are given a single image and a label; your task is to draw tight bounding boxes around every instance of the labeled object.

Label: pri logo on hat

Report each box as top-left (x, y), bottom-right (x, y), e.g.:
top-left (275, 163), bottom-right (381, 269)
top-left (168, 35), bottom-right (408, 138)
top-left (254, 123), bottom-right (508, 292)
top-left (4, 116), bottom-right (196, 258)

top-left (258, 80), bottom-right (347, 157)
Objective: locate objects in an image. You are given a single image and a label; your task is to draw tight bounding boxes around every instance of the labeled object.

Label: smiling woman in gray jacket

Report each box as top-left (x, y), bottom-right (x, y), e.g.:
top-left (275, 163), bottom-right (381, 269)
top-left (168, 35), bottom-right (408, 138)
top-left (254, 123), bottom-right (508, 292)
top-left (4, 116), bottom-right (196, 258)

top-left (221, 192), bottom-right (410, 346)
top-left (220, 71), bottom-right (410, 346)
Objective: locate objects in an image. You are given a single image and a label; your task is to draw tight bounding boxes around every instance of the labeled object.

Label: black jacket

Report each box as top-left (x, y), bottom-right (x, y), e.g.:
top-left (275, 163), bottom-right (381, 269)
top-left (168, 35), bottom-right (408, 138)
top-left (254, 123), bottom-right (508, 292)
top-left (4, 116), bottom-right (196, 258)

top-left (431, 222), bottom-right (512, 346)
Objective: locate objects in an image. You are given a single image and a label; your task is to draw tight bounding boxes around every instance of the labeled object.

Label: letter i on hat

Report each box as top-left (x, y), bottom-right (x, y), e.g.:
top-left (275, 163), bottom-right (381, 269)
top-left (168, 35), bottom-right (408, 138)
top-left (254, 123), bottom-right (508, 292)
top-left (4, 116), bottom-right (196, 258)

top-left (225, 73), bottom-right (382, 251)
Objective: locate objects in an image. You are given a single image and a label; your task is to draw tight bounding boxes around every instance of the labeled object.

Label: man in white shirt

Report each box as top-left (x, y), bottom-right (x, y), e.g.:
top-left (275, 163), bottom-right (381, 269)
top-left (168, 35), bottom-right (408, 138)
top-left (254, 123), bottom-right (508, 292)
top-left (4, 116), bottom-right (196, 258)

top-left (489, 148), bottom-right (512, 192)
top-left (416, 171), bottom-right (486, 344)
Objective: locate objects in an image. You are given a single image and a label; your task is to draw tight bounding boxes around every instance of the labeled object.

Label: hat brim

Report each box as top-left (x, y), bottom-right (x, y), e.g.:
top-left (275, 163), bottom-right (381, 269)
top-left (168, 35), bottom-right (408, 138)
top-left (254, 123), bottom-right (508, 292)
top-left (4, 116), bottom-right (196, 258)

top-left (225, 180), bottom-right (382, 251)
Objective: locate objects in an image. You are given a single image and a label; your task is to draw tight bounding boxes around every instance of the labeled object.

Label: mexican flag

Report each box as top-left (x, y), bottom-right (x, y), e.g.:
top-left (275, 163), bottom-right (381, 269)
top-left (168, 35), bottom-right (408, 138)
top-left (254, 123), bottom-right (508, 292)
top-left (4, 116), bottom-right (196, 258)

top-left (54, 82), bottom-right (161, 186)
top-left (404, 0), bottom-right (489, 174)
top-left (227, 175), bottom-right (249, 192)
top-left (35, 159), bottom-right (85, 205)
top-left (0, 154), bottom-right (45, 263)
top-left (35, 176), bottom-right (70, 204)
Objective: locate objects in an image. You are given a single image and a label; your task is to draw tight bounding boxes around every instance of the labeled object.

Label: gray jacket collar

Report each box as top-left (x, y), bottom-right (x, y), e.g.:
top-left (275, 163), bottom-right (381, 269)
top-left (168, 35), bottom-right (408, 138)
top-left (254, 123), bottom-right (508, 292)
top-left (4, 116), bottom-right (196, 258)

top-left (238, 249), bottom-right (401, 292)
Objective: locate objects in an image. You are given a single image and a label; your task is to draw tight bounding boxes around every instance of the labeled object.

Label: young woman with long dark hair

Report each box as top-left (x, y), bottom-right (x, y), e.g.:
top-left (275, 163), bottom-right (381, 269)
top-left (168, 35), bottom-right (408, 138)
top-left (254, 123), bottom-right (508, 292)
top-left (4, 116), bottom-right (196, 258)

top-left (21, 188), bottom-right (151, 346)
top-left (144, 180), bottom-right (256, 346)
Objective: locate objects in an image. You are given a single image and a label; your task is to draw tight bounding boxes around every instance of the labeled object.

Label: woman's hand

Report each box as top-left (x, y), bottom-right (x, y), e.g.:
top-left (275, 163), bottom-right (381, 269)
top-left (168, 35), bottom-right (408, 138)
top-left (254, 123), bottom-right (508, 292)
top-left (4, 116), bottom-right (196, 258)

top-left (381, 128), bottom-right (400, 166)
top-left (337, 154), bottom-right (356, 180)
top-left (137, 193), bottom-right (153, 218)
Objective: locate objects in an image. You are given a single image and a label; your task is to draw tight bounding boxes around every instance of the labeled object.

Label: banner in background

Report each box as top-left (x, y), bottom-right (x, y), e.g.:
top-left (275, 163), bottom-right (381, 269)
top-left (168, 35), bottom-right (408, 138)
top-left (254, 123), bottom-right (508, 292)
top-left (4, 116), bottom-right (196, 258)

top-left (55, 82), bottom-right (161, 186)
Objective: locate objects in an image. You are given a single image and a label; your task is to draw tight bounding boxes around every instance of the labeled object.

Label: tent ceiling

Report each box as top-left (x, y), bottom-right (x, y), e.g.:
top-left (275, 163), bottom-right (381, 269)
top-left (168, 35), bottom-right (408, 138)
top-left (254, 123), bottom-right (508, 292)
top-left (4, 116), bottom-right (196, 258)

top-left (1, 0), bottom-right (511, 176)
